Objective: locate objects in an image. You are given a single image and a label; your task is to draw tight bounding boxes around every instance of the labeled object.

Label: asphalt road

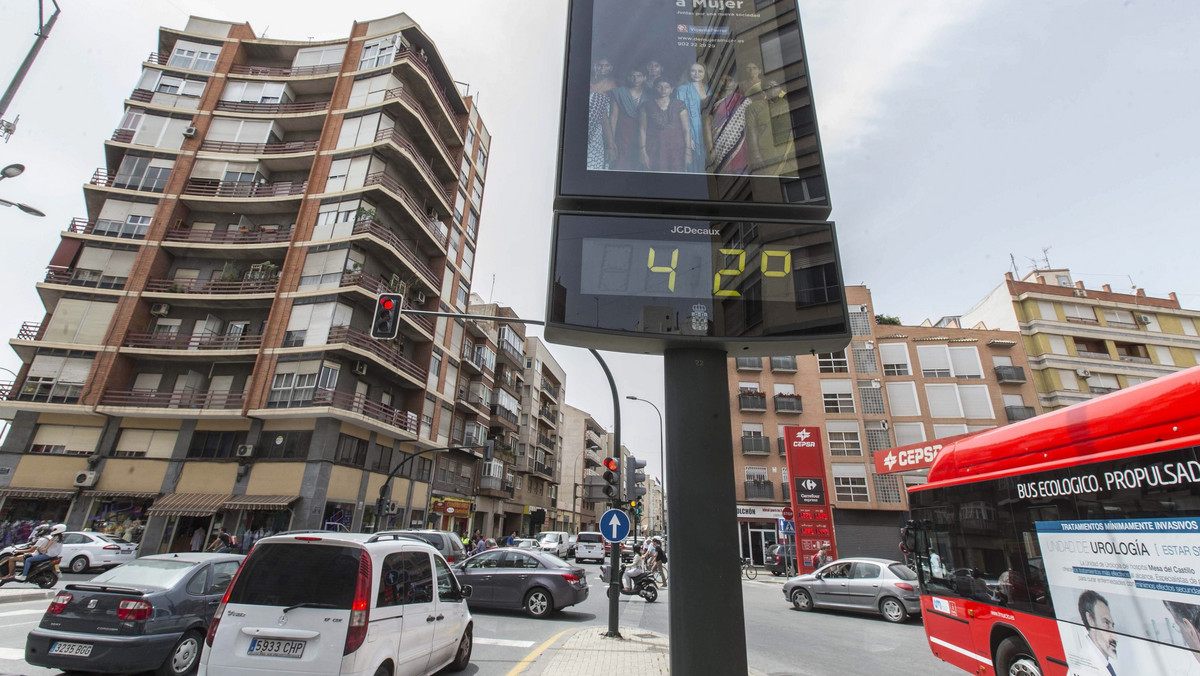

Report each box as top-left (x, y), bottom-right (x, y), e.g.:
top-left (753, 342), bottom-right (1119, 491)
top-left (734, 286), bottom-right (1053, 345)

top-left (0, 563), bottom-right (966, 676)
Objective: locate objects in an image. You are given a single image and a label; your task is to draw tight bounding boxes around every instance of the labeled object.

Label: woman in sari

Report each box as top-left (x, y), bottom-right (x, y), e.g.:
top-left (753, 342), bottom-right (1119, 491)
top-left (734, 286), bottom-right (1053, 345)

top-left (587, 57), bottom-right (617, 170)
top-left (608, 67), bottom-right (648, 170)
top-left (640, 77), bottom-right (691, 173)
top-left (707, 75), bottom-right (750, 174)
top-left (675, 62), bottom-right (710, 173)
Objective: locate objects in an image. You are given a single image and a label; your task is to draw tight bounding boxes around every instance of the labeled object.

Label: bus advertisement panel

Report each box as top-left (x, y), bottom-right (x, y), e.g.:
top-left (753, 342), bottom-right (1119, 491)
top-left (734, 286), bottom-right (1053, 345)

top-left (1036, 517), bottom-right (1200, 676)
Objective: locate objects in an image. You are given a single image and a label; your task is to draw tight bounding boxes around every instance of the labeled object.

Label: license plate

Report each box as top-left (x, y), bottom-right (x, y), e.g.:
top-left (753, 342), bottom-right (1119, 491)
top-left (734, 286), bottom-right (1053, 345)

top-left (119, 550), bottom-right (133, 555)
top-left (248, 638), bottom-right (306, 658)
top-left (49, 641), bottom-right (93, 657)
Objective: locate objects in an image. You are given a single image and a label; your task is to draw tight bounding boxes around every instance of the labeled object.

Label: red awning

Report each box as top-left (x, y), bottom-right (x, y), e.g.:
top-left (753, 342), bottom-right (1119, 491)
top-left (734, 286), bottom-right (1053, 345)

top-left (46, 238), bottom-right (82, 270)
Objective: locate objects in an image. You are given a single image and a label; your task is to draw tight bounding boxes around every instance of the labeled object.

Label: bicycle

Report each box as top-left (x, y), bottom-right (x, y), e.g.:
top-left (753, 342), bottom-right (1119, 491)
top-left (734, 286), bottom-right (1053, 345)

top-left (741, 557), bottom-right (758, 580)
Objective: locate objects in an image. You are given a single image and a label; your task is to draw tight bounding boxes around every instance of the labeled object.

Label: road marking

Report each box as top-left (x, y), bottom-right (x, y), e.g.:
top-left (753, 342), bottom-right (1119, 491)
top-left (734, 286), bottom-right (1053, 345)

top-left (0, 609), bottom-right (43, 618)
top-left (476, 637), bottom-right (536, 648)
top-left (0, 647), bottom-right (25, 660)
top-left (503, 628), bottom-right (570, 676)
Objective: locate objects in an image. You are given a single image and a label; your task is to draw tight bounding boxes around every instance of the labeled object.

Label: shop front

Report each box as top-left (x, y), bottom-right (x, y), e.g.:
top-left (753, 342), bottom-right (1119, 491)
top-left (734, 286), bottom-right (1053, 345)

top-left (82, 491), bottom-right (158, 544)
top-left (0, 488), bottom-right (75, 546)
top-left (323, 500), bottom-right (356, 532)
top-left (429, 497), bottom-right (474, 535)
top-left (146, 492), bottom-right (233, 554)
top-left (225, 494), bottom-right (297, 551)
top-left (736, 504), bottom-right (787, 566)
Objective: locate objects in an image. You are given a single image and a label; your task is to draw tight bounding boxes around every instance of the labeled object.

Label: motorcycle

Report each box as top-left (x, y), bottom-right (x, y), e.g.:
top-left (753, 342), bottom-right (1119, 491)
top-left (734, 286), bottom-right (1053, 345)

top-left (0, 549), bottom-right (61, 589)
top-left (599, 563), bottom-right (658, 602)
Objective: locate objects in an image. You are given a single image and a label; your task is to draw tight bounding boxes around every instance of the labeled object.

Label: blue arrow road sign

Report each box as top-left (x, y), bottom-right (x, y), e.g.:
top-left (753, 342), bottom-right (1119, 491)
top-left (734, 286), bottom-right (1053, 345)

top-left (601, 508), bottom-right (631, 543)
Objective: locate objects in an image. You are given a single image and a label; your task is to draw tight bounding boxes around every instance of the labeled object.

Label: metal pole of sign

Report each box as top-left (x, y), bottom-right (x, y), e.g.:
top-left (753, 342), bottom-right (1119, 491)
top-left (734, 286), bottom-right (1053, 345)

top-left (589, 349), bottom-right (624, 639)
top-left (664, 348), bottom-right (747, 675)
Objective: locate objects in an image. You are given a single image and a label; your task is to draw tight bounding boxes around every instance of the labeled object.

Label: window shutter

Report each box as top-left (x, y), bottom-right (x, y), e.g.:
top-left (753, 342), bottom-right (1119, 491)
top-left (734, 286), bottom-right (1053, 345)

top-left (28, 355), bottom-right (66, 378)
top-left (76, 247), bottom-right (112, 271)
top-left (1056, 369), bottom-right (1080, 391)
top-left (826, 421), bottom-right (859, 434)
top-left (66, 426), bottom-right (102, 454)
top-left (916, 345), bottom-right (951, 374)
top-left (307, 302), bottom-right (336, 346)
top-left (948, 347), bottom-right (983, 378)
top-left (1153, 345), bottom-right (1175, 366)
top-left (44, 299), bottom-right (90, 343)
top-left (32, 424), bottom-right (73, 447)
top-left (878, 343), bottom-right (909, 368)
top-left (1002, 394), bottom-right (1025, 407)
top-left (884, 382), bottom-right (920, 416)
top-left (820, 380), bottom-right (853, 395)
top-left (892, 422), bottom-right (925, 446)
top-left (60, 358), bottom-right (95, 383)
top-left (104, 250), bottom-right (139, 278)
top-left (132, 373), bottom-right (162, 391)
top-left (116, 429), bottom-right (153, 454)
top-left (1037, 301), bottom-right (1057, 320)
top-left (933, 424), bottom-right (968, 438)
top-left (76, 302), bottom-right (117, 344)
top-left (924, 384), bottom-right (963, 418)
top-left (1047, 335), bottom-right (1068, 355)
top-left (958, 385), bottom-right (994, 419)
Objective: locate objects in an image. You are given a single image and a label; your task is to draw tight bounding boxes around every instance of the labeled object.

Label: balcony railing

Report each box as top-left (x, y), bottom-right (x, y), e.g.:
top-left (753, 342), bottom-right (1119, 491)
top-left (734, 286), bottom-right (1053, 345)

top-left (537, 433), bottom-right (555, 449)
top-left (1088, 386), bottom-right (1119, 396)
top-left (542, 381), bottom-right (561, 401)
top-left (382, 86), bottom-right (454, 163)
top-left (770, 356), bottom-right (798, 372)
top-left (744, 481), bottom-right (775, 500)
top-left (539, 406), bottom-right (558, 422)
top-left (994, 365), bottom-right (1027, 384)
top-left (199, 139), bottom-right (319, 155)
top-left (777, 437), bottom-right (786, 456)
top-left (741, 436), bottom-right (771, 454)
top-left (67, 218), bottom-right (148, 240)
top-left (351, 219), bottom-right (437, 284)
top-left (584, 448), bottom-right (602, 467)
top-left (1106, 320), bottom-right (1140, 329)
top-left (42, 269), bottom-right (126, 289)
top-left (393, 49), bottom-right (461, 131)
top-left (498, 341), bottom-right (524, 366)
top-left (336, 273), bottom-right (434, 333)
top-left (111, 128), bottom-right (135, 143)
top-left (123, 332), bottom-right (264, 351)
top-left (362, 172), bottom-right (448, 248)
top-left (1118, 354), bottom-right (1152, 364)
top-left (214, 99), bottom-right (330, 115)
top-left (735, 357), bottom-right (762, 370)
top-left (1005, 405), bottom-right (1037, 422)
top-left (1065, 316), bottom-right (1100, 325)
top-left (585, 429), bottom-right (603, 450)
top-left (164, 226), bottom-right (291, 244)
top-left (326, 326), bottom-right (427, 383)
top-left (0, 381), bottom-right (13, 401)
top-left (309, 389), bottom-right (420, 435)
top-left (16, 322), bottom-right (42, 341)
top-left (738, 393), bottom-right (767, 411)
top-left (533, 461), bottom-right (555, 478)
top-left (182, 178), bottom-right (307, 198)
top-left (145, 277), bottom-right (278, 295)
top-left (129, 88), bottom-right (154, 103)
top-left (228, 62), bottom-right (340, 77)
top-left (374, 127), bottom-right (451, 201)
top-left (490, 405), bottom-right (518, 426)
top-left (100, 389), bottom-right (245, 410)
top-left (1076, 350), bottom-right (1111, 360)
top-left (90, 169), bottom-right (164, 193)
top-left (773, 395), bottom-right (803, 413)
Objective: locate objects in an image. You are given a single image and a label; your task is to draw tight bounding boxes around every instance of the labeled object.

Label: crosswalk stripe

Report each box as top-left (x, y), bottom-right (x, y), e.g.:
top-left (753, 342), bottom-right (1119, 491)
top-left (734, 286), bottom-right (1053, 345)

top-left (0, 647), bottom-right (25, 660)
top-left (475, 637), bottom-right (536, 648)
top-left (0, 609), bottom-right (44, 618)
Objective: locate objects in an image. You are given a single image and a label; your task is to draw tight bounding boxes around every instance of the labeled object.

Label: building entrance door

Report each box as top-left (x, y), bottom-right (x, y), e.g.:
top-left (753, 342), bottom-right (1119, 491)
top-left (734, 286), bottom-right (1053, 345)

top-left (739, 521), bottom-right (779, 566)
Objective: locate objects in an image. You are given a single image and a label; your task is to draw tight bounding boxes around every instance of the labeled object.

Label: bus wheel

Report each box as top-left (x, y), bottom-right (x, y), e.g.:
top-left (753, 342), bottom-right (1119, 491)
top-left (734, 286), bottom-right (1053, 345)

top-left (995, 637), bottom-right (1041, 676)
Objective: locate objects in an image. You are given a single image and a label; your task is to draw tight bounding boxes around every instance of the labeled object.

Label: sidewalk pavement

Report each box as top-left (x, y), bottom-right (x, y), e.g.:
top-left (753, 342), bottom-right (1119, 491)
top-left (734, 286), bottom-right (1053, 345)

top-left (0, 587), bottom-right (55, 604)
top-left (527, 625), bottom-right (770, 676)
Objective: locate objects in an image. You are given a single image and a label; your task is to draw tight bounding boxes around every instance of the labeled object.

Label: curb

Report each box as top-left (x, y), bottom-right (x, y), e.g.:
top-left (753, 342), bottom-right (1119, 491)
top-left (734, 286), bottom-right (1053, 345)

top-left (0, 589), bottom-right (55, 604)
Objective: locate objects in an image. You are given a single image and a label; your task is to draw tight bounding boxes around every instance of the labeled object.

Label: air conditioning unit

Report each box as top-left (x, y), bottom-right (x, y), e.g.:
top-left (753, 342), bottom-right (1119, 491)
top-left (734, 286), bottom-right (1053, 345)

top-left (413, 290), bottom-right (426, 305)
top-left (1138, 315), bottom-right (1152, 325)
top-left (73, 471), bottom-right (98, 488)
top-left (150, 303), bottom-right (171, 317)
top-left (182, 126), bottom-right (198, 138)
top-left (387, 501), bottom-right (400, 515)
top-left (235, 444), bottom-right (254, 458)
top-left (870, 379), bottom-right (881, 388)
top-left (880, 420), bottom-right (889, 430)
top-left (1075, 368), bottom-right (1092, 378)
top-left (1073, 289), bottom-right (1087, 297)
top-left (859, 305), bottom-right (869, 314)
top-left (353, 361), bottom-right (368, 376)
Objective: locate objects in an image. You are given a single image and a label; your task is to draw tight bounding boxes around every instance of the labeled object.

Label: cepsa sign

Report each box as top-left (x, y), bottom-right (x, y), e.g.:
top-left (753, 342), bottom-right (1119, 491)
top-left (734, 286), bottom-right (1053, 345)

top-left (872, 434), bottom-right (972, 475)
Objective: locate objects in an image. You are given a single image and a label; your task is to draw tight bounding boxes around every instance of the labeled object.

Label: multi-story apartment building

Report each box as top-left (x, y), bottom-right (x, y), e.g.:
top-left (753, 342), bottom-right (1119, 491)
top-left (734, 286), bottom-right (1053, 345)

top-left (728, 287), bottom-right (1041, 564)
top-left (559, 404), bottom-right (607, 533)
top-left (0, 14), bottom-right (492, 553)
top-left (644, 476), bottom-right (666, 537)
top-left (958, 269), bottom-right (1200, 411)
top-left (520, 338), bottom-right (566, 532)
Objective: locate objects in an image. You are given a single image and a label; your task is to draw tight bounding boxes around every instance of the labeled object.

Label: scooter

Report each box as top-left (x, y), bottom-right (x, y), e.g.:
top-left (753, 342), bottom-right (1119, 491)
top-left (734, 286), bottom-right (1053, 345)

top-left (599, 563), bottom-right (658, 602)
top-left (0, 555), bottom-right (61, 589)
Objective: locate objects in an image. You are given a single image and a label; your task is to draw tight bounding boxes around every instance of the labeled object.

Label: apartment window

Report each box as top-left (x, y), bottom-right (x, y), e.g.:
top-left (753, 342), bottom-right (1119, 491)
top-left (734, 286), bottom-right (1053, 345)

top-left (832, 465), bottom-right (869, 502)
top-left (456, 281), bottom-right (470, 311)
top-left (28, 424), bottom-right (101, 456)
top-left (759, 21), bottom-right (803, 73)
top-left (113, 156), bottom-right (171, 193)
top-left (916, 345), bottom-right (952, 378)
top-left (186, 431), bottom-right (246, 459)
top-left (865, 421), bottom-right (891, 452)
top-left (1101, 309), bottom-right (1136, 327)
top-left (470, 179), bottom-right (484, 206)
top-left (476, 146), bottom-right (488, 175)
top-left (857, 380), bottom-right (885, 415)
top-left (466, 210), bottom-right (479, 240)
top-left (261, 430), bottom-right (311, 459)
top-left (884, 381), bottom-right (920, 416)
top-left (1002, 394), bottom-right (1026, 409)
top-left (959, 385), bottom-right (994, 419)
top-left (334, 434), bottom-right (368, 467)
top-left (1063, 304), bottom-right (1097, 324)
top-left (744, 466), bottom-right (768, 482)
top-left (821, 380), bottom-right (855, 413)
top-left (770, 356), bottom-right (797, 371)
top-left (933, 423), bottom-right (968, 438)
top-left (1182, 320), bottom-right (1199, 337)
top-left (892, 422), bottom-right (926, 446)
top-left (925, 384), bottom-right (964, 418)
top-left (817, 351), bottom-right (848, 373)
top-left (848, 310), bottom-right (872, 336)
top-left (465, 126), bottom-right (476, 151)
top-left (826, 421), bottom-right (861, 457)
top-left (1037, 301), bottom-right (1057, 321)
top-left (460, 245), bottom-right (475, 283)
top-left (1086, 373), bottom-right (1120, 392)
top-left (459, 156), bottom-right (471, 187)
top-left (1153, 345), bottom-right (1175, 366)
top-left (169, 42), bottom-right (220, 72)
top-left (1048, 334), bottom-right (1069, 355)
top-left (949, 347), bottom-right (983, 379)
top-left (358, 34), bottom-right (398, 70)
top-left (851, 342), bottom-right (877, 374)
top-left (1056, 368), bottom-right (1081, 391)
top-left (454, 191), bottom-right (466, 222)
top-left (873, 469), bottom-right (903, 504)
top-left (879, 343), bottom-right (910, 376)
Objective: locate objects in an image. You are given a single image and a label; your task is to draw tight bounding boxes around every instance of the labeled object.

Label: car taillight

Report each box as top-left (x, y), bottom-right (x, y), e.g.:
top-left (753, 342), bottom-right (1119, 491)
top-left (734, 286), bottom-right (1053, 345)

top-left (103, 544), bottom-right (121, 550)
top-left (561, 573), bottom-right (581, 583)
top-left (47, 593), bottom-right (72, 614)
top-left (344, 550), bottom-right (372, 655)
top-left (117, 599), bottom-right (152, 621)
top-left (206, 558), bottom-right (246, 647)
top-left (446, 555), bottom-right (455, 563)
top-left (895, 582), bottom-right (915, 591)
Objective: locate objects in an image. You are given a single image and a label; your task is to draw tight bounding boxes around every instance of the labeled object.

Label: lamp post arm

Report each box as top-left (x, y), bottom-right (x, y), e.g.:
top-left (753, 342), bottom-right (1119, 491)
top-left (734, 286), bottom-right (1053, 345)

top-left (374, 445), bottom-right (479, 530)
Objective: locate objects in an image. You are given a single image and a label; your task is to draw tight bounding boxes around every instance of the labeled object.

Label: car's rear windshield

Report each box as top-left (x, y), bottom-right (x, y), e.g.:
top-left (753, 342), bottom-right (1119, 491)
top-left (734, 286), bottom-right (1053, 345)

top-left (889, 563), bottom-right (918, 581)
top-left (577, 533), bottom-right (603, 543)
top-left (90, 560), bottom-right (195, 589)
top-left (228, 543), bottom-right (359, 609)
top-left (97, 534), bottom-right (129, 544)
top-left (398, 533), bottom-right (446, 550)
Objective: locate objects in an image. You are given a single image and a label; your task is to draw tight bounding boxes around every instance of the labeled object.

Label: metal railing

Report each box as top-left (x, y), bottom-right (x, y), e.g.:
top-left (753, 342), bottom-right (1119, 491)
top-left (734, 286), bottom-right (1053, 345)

top-left (497, 341), bottom-right (524, 366)
top-left (309, 388), bottom-right (420, 435)
top-left (42, 269), bottom-right (126, 289)
top-left (145, 277), bottom-right (278, 295)
top-left (735, 357), bottom-right (762, 370)
top-left (744, 481), bottom-right (775, 500)
top-left (1118, 354), bottom-right (1152, 364)
top-left (1064, 316), bottom-right (1100, 325)
top-left (362, 172), bottom-right (448, 248)
top-left (537, 433), bottom-right (555, 449)
top-left (541, 380), bottom-right (561, 401)
top-left (326, 326), bottom-right (427, 382)
top-left (336, 272), bottom-right (434, 333)
top-left (770, 356), bottom-right (797, 372)
top-left (214, 99), bottom-right (330, 115)
top-left (382, 86), bottom-right (455, 164)
top-left (738, 393), bottom-right (767, 411)
top-left (100, 389), bottom-right (245, 409)
top-left (123, 332), bottom-right (263, 351)
top-left (129, 88), bottom-right (154, 103)
top-left (741, 436), bottom-right (771, 454)
top-left (91, 169), bottom-right (164, 193)
top-left (16, 322), bottom-right (42, 341)
top-left (67, 217), bottom-right (147, 240)
top-left (1005, 405), bottom-right (1037, 422)
top-left (774, 395), bottom-right (802, 413)
top-left (111, 128), bottom-right (135, 143)
top-left (350, 219), bottom-right (437, 285)
top-left (374, 127), bottom-right (451, 202)
top-left (393, 49), bottom-right (462, 130)
top-left (490, 405), bottom-right (518, 426)
top-left (163, 226), bottom-right (291, 244)
top-left (228, 62), bottom-right (340, 78)
top-left (182, 178), bottom-right (307, 198)
top-left (1076, 350), bottom-right (1111, 360)
top-left (199, 139), bottom-right (319, 155)
top-left (994, 365), bottom-right (1027, 383)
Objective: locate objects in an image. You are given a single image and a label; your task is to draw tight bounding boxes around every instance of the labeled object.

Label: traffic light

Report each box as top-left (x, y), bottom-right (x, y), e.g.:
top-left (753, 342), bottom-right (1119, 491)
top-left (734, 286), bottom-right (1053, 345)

top-left (625, 456), bottom-right (647, 501)
top-left (371, 293), bottom-right (402, 339)
top-left (602, 457), bottom-right (620, 499)
top-left (630, 499), bottom-right (642, 517)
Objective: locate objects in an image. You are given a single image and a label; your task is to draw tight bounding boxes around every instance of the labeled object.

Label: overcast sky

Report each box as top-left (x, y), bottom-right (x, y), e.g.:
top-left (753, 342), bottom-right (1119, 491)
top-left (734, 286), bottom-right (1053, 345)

top-left (1, 1), bottom-right (1198, 486)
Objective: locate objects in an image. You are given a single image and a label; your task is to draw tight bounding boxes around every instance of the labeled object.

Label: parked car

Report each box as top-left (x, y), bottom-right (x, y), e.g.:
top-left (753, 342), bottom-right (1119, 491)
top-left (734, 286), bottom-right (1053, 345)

top-left (767, 544), bottom-right (797, 576)
top-left (388, 529), bottom-right (469, 563)
top-left (451, 548), bottom-right (588, 618)
top-left (25, 552), bottom-right (243, 675)
top-left (574, 532), bottom-right (605, 563)
top-left (602, 538), bottom-right (636, 564)
top-left (534, 531), bottom-right (570, 557)
top-left (200, 531), bottom-right (472, 676)
top-left (59, 531), bottom-right (139, 573)
top-left (783, 558), bottom-right (921, 623)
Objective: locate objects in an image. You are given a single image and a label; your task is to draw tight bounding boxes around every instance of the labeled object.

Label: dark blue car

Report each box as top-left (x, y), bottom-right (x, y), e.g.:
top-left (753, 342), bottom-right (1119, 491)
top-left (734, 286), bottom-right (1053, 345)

top-left (26, 552), bottom-right (243, 675)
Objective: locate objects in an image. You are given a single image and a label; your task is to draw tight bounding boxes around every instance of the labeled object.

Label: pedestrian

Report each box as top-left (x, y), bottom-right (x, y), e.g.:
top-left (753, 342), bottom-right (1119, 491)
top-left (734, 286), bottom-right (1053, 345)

top-left (506, 531), bottom-right (516, 547)
top-left (814, 545), bottom-right (831, 569)
top-left (207, 526), bottom-right (234, 553)
top-left (189, 527), bottom-right (204, 552)
top-left (651, 536), bottom-right (668, 587)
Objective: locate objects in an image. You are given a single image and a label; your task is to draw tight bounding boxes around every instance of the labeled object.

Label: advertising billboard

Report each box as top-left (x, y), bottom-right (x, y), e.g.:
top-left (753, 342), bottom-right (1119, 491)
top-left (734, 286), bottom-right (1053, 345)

top-left (556, 0), bottom-right (831, 219)
top-left (783, 426), bottom-right (836, 570)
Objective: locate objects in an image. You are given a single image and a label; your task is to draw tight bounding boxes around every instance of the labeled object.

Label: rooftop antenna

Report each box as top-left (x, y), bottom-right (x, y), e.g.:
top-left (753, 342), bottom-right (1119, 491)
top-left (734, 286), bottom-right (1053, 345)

top-left (488, 273), bottom-right (496, 304)
top-left (1008, 253), bottom-right (1019, 277)
top-left (0, 0), bottom-right (62, 142)
top-left (1041, 246), bottom-right (1052, 269)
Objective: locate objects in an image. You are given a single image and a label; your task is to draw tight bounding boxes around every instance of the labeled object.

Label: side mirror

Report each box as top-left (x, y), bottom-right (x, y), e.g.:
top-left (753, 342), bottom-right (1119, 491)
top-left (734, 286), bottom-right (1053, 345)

top-left (461, 585), bottom-right (472, 599)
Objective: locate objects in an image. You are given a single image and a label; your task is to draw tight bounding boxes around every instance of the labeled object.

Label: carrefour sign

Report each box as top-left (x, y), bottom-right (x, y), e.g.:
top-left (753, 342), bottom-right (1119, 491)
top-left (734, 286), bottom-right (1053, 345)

top-left (872, 433), bottom-right (970, 475)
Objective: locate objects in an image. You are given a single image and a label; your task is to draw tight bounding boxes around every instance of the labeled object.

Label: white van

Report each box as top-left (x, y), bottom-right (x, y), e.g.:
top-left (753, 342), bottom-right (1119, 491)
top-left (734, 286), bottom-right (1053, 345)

top-left (574, 532), bottom-right (605, 563)
top-left (535, 531), bottom-right (570, 558)
top-left (199, 531), bottom-right (472, 676)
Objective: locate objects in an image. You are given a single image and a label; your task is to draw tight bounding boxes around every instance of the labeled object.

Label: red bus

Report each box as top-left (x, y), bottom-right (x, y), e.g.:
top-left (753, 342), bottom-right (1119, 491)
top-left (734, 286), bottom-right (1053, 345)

top-left (903, 366), bottom-right (1200, 676)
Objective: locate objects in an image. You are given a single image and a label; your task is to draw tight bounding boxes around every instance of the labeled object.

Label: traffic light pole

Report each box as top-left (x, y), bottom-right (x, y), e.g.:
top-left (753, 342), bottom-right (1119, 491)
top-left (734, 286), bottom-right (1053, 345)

top-left (664, 348), bottom-right (747, 675)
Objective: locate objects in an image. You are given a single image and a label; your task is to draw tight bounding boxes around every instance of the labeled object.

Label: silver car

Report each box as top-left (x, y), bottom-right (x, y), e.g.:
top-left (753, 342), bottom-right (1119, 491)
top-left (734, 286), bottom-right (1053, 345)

top-left (782, 557), bottom-right (921, 622)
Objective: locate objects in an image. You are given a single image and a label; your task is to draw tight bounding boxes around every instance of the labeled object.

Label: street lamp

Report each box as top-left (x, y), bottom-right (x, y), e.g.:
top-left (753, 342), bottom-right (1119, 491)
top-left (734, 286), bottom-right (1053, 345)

top-left (0, 162), bottom-right (45, 217)
top-left (626, 395), bottom-right (666, 535)
top-left (1, 164), bottom-right (24, 179)
top-left (373, 444), bottom-right (481, 532)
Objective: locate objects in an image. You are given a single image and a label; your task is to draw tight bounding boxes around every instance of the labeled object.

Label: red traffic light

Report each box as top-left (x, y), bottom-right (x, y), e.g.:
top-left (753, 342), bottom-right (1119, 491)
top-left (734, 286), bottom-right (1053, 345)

top-left (602, 457), bottom-right (619, 471)
top-left (380, 297), bottom-right (395, 310)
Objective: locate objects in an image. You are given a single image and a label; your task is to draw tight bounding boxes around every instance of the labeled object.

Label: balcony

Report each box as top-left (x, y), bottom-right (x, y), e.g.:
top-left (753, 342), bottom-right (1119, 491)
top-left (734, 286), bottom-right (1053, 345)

top-left (585, 428), bottom-right (603, 450)
top-left (584, 448), bottom-right (603, 467)
top-left (145, 277), bottom-right (278, 296)
top-left (373, 126), bottom-right (453, 204)
top-left (744, 481), bottom-right (775, 500)
top-left (129, 88), bottom-right (154, 103)
top-left (738, 393), bottom-right (767, 412)
top-left (497, 341), bottom-right (524, 368)
top-left (99, 389), bottom-right (244, 410)
top-left (123, 332), bottom-right (263, 352)
top-left (362, 172), bottom-right (449, 249)
top-left (15, 322), bottom-right (43, 341)
top-left (335, 272), bottom-right (434, 335)
top-left (67, 217), bottom-right (148, 240)
top-left (391, 49), bottom-right (463, 136)
top-left (326, 326), bottom-right (427, 385)
top-left (163, 225), bottom-right (291, 246)
top-left (1065, 315), bottom-right (1100, 325)
top-left (228, 62), bottom-right (340, 77)
top-left (770, 356), bottom-right (797, 372)
top-left (89, 169), bottom-right (163, 194)
top-left (311, 389), bottom-right (420, 435)
top-left (735, 357), bottom-right (762, 371)
top-left (1118, 355), bottom-right (1152, 364)
top-left (182, 178), bottom-right (307, 199)
top-left (214, 99), bottom-right (330, 115)
top-left (773, 394), bottom-right (803, 413)
top-left (43, 269), bottom-right (126, 290)
top-left (199, 139), bottom-right (319, 155)
top-left (541, 380), bottom-right (561, 402)
top-left (111, 128), bottom-right (135, 144)
top-left (537, 433), bottom-right (556, 450)
top-left (349, 219), bottom-right (438, 287)
top-left (1076, 349), bottom-right (1111, 360)
top-left (741, 435), bottom-right (771, 455)
top-left (1088, 386), bottom-right (1119, 396)
top-left (478, 474), bottom-right (514, 498)
top-left (994, 365), bottom-right (1027, 384)
top-left (777, 437), bottom-right (787, 456)
top-left (1005, 405), bottom-right (1037, 422)
top-left (490, 405), bottom-right (519, 427)
top-left (1106, 320), bottom-right (1140, 330)
top-left (539, 405), bottom-right (558, 423)
top-left (533, 461), bottom-right (555, 479)
top-left (382, 86), bottom-right (455, 171)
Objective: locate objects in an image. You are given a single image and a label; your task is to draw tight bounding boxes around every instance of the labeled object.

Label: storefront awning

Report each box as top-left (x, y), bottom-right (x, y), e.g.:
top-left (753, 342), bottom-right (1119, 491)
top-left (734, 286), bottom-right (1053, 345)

top-left (85, 491), bottom-right (160, 500)
top-left (147, 493), bottom-right (231, 518)
top-left (0, 488), bottom-right (76, 500)
top-left (223, 495), bottom-right (298, 511)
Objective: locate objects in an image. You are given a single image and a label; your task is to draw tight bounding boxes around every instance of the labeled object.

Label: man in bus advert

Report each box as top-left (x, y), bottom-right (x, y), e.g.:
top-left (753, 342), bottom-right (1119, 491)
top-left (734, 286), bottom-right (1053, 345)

top-left (1072, 590), bottom-right (1119, 676)
top-left (1165, 601), bottom-right (1200, 676)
